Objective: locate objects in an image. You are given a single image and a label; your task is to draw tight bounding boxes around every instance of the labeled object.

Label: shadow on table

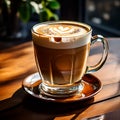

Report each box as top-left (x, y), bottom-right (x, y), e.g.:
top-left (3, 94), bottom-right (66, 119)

top-left (0, 88), bottom-right (94, 120)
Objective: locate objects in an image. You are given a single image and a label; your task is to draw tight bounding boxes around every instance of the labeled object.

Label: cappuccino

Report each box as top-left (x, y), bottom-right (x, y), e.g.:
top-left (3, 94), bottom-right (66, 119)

top-left (32, 21), bottom-right (108, 97)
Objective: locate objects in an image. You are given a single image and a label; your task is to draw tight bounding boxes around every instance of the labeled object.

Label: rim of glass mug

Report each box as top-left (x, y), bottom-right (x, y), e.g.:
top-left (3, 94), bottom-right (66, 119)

top-left (32, 21), bottom-right (92, 37)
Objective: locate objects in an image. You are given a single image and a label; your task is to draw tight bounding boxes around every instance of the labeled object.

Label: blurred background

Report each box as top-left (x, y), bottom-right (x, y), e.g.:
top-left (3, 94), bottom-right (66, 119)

top-left (59, 0), bottom-right (120, 37)
top-left (0, 0), bottom-right (120, 49)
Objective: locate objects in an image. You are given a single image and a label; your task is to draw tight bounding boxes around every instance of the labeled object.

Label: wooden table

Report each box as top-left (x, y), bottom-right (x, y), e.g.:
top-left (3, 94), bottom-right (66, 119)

top-left (0, 38), bottom-right (120, 120)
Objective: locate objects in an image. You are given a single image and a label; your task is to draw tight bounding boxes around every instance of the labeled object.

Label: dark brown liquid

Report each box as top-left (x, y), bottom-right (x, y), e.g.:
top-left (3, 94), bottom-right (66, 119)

top-left (34, 43), bottom-right (90, 86)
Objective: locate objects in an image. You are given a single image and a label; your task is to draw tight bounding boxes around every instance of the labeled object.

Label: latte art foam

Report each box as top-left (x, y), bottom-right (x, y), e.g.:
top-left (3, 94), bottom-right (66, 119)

top-left (32, 21), bottom-right (91, 49)
top-left (35, 25), bottom-right (87, 36)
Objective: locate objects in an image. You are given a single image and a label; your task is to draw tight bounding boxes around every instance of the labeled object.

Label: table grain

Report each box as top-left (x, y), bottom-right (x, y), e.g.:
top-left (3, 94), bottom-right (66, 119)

top-left (0, 38), bottom-right (120, 120)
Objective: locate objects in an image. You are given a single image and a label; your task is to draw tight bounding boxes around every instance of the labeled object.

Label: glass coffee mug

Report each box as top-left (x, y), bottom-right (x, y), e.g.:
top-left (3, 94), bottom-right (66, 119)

top-left (32, 21), bottom-right (108, 98)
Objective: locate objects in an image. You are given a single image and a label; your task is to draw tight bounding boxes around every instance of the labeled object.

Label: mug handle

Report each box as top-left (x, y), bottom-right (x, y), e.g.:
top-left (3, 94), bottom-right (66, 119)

top-left (86, 35), bottom-right (109, 73)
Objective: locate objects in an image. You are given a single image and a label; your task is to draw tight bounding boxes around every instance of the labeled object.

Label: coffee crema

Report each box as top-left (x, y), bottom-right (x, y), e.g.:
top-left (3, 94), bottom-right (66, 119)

top-left (32, 21), bottom-right (91, 49)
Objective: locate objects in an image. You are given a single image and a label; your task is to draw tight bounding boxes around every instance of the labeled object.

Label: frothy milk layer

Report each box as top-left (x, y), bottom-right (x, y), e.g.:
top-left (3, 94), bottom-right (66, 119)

top-left (32, 21), bottom-right (91, 49)
top-left (35, 24), bottom-right (87, 36)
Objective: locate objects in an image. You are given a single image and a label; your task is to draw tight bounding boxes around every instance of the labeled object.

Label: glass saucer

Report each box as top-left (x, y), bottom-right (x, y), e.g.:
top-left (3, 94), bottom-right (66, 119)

top-left (22, 73), bottom-right (102, 103)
